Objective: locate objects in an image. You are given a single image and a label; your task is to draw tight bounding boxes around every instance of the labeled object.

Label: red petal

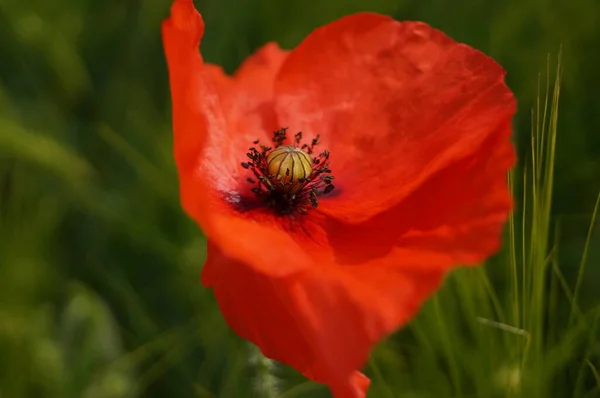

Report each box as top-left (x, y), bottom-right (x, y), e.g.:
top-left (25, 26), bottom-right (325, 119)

top-left (163, 1), bottom-right (303, 276)
top-left (322, 118), bottom-right (514, 271)
top-left (275, 12), bottom-right (516, 223)
top-left (205, 42), bottom-right (290, 168)
top-left (205, 241), bottom-right (444, 398)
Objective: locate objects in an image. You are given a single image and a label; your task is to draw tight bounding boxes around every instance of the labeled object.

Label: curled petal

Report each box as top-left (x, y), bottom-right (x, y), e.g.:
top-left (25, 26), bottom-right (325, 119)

top-left (162, 0), bottom-right (304, 276)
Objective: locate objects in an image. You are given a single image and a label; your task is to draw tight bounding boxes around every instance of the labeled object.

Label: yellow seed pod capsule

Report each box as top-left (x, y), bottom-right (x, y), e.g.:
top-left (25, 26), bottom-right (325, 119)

top-left (266, 145), bottom-right (313, 192)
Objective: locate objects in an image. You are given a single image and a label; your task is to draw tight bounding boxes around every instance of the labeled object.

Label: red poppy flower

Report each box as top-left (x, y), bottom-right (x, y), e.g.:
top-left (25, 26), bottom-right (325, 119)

top-left (162, 1), bottom-right (516, 397)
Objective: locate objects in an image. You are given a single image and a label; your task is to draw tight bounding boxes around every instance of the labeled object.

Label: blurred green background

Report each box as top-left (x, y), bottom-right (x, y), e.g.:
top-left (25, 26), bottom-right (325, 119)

top-left (0, 0), bottom-right (599, 397)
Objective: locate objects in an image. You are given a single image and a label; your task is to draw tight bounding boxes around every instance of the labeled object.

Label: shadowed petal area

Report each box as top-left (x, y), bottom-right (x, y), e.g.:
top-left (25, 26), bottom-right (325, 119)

top-left (275, 12), bottom-right (516, 223)
top-left (162, 0), bottom-right (305, 276)
top-left (203, 242), bottom-right (445, 398)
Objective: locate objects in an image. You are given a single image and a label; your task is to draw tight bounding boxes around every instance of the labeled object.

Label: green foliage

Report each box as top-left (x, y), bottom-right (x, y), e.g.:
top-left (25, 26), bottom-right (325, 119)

top-left (0, 0), bottom-right (598, 397)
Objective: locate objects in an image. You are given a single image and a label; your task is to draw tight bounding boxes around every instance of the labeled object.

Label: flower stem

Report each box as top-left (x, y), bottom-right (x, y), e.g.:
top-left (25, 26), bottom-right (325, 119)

top-left (249, 344), bottom-right (279, 398)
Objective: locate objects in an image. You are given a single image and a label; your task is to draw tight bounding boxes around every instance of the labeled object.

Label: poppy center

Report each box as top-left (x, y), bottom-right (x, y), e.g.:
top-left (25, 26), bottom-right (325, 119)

top-left (241, 128), bottom-right (335, 215)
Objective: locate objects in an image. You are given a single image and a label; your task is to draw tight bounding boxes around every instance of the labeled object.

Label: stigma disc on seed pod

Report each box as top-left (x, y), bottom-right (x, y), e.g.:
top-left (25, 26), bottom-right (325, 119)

top-left (266, 145), bottom-right (313, 192)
